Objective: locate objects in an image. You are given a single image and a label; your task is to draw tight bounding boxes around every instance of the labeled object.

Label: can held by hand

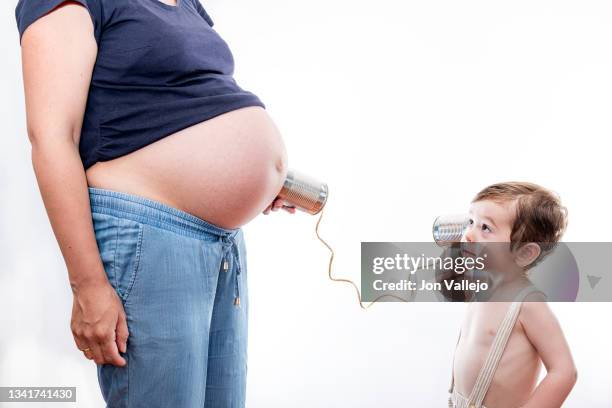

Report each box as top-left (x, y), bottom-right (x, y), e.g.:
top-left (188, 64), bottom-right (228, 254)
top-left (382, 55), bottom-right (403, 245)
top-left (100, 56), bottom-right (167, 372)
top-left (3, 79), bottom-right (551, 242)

top-left (277, 169), bottom-right (328, 215)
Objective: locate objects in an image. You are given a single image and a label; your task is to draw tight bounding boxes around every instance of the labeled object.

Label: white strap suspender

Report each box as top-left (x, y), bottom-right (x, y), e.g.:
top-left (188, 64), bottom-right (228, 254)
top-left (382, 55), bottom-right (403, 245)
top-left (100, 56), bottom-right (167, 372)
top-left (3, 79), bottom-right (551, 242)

top-left (467, 301), bottom-right (521, 407)
top-left (449, 330), bottom-right (461, 393)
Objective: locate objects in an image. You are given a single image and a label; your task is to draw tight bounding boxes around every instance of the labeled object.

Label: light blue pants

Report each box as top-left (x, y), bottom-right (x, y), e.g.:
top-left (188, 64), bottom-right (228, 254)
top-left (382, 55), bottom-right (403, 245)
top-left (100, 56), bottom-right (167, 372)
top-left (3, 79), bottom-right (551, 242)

top-left (89, 187), bottom-right (248, 408)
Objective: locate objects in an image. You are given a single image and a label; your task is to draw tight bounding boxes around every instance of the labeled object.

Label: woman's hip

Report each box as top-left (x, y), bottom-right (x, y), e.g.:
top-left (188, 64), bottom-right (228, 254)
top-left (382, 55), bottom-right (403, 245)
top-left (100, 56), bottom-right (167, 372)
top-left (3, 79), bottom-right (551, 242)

top-left (88, 185), bottom-right (247, 303)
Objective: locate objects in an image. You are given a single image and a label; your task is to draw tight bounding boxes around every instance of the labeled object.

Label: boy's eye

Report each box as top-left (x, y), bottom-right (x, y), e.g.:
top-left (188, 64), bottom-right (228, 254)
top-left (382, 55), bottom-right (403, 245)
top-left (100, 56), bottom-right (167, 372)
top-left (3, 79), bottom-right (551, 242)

top-left (481, 224), bottom-right (491, 232)
top-left (467, 218), bottom-right (474, 225)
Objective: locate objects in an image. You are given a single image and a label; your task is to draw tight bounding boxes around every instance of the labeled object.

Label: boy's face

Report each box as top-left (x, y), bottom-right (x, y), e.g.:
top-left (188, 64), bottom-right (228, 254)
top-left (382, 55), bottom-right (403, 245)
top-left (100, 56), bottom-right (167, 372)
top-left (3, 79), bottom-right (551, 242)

top-left (461, 199), bottom-right (516, 272)
top-left (462, 199), bottom-right (515, 243)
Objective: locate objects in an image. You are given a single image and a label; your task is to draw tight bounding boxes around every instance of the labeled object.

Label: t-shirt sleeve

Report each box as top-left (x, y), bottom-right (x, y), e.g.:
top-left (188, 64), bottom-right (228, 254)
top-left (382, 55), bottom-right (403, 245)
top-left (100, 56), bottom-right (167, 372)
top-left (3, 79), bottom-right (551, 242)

top-left (193, 0), bottom-right (214, 27)
top-left (15, 0), bottom-right (102, 46)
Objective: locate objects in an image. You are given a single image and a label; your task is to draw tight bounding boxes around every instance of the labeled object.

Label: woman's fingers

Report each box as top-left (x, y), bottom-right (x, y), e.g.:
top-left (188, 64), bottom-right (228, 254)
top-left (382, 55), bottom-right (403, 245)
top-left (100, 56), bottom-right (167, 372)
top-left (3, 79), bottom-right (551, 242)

top-left (115, 312), bottom-right (129, 354)
top-left (262, 198), bottom-right (296, 215)
top-left (88, 342), bottom-right (106, 365)
top-left (276, 199), bottom-right (296, 213)
top-left (100, 337), bottom-right (127, 367)
top-left (74, 339), bottom-right (94, 360)
top-left (80, 325), bottom-right (126, 366)
top-left (93, 311), bottom-right (127, 366)
top-left (271, 199), bottom-right (283, 211)
top-left (72, 326), bottom-right (97, 361)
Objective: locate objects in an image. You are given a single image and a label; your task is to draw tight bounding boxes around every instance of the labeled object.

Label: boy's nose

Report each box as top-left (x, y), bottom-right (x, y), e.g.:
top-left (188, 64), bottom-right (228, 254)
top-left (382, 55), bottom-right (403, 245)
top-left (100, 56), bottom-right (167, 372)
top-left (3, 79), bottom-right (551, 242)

top-left (462, 228), bottom-right (474, 243)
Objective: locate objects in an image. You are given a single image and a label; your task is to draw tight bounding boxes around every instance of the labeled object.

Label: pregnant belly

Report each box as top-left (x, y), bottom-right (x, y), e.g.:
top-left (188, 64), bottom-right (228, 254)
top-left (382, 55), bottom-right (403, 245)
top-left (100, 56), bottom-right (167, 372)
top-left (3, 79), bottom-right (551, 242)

top-left (85, 106), bottom-right (288, 229)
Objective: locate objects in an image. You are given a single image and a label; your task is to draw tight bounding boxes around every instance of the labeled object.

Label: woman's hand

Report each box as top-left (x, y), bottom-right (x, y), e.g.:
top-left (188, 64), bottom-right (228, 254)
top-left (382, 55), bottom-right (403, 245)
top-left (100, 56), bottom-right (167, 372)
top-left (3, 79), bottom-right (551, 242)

top-left (263, 197), bottom-right (296, 215)
top-left (71, 279), bottom-right (129, 367)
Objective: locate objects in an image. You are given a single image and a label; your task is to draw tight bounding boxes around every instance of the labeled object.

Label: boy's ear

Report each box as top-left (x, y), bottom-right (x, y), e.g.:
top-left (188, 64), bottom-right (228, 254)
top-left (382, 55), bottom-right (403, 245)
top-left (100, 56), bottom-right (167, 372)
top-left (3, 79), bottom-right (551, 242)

top-left (513, 243), bottom-right (541, 268)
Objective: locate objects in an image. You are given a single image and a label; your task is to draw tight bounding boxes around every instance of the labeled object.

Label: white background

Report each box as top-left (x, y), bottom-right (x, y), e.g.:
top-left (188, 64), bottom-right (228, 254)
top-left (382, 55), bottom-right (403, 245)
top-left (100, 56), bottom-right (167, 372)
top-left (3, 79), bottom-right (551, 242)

top-left (2, 0), bottom-right (612, 406)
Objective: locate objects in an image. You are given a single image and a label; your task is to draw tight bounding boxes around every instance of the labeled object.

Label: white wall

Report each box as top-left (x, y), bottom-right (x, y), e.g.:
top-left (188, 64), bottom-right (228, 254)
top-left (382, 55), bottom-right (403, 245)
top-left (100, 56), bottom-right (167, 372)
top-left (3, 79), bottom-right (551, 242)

top-left (2, 0), bottom-right (611, 406)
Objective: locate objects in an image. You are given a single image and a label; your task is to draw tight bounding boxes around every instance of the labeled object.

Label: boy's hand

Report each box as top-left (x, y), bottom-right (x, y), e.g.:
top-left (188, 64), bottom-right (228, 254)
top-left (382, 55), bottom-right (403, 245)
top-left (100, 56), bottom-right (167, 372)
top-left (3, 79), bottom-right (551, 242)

top-left (263, 197), bottom-right (296, 215)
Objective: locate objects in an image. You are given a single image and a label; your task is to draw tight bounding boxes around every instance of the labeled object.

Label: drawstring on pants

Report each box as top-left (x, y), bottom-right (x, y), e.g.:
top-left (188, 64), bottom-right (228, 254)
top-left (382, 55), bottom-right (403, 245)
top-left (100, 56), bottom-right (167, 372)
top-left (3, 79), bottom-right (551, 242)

top-left (219, 231), bottom-right (242, 307)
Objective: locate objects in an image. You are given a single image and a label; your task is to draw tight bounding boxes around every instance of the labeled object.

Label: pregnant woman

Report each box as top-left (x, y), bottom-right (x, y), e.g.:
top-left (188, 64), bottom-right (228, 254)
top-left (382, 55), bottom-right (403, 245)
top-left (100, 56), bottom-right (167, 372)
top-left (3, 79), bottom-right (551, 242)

top-left (15, 0), bottom-right (294, 406)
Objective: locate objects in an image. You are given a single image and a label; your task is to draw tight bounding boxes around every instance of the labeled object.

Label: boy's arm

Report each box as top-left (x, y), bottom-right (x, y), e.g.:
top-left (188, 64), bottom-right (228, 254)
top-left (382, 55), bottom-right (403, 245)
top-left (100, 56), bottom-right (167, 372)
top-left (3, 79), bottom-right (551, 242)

top-left (518, 296), bottom-right (577, 408)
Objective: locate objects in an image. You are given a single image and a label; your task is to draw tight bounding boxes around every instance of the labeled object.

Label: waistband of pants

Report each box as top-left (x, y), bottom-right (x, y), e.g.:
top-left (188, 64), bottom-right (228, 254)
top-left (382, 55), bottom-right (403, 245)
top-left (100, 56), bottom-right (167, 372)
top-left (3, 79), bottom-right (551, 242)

top-left (450, 389), bottom-right (487, 408)
top-left (88, 187), bottom-right (239, 241)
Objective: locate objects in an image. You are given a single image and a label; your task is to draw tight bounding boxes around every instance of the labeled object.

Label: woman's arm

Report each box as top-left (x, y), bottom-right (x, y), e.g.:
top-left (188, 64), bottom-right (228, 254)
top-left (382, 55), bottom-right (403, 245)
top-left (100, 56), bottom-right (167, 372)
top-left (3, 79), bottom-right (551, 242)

top-left (518, 299), bottom-right (578, 408)
top-left (20, 1), bottom-right (127, 367)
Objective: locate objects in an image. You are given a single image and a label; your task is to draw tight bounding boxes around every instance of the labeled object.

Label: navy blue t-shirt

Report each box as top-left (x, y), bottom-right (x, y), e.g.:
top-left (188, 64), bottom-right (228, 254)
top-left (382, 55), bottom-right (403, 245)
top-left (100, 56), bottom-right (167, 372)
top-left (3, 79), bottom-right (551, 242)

top-left (16, 0), bottom-right (266, 169)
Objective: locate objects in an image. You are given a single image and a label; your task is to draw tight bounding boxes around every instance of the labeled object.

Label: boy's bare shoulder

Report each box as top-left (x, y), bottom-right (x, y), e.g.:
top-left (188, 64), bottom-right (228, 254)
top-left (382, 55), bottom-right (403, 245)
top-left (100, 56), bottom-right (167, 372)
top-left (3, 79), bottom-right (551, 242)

top-left (518, 295), bottom-right (555, 329)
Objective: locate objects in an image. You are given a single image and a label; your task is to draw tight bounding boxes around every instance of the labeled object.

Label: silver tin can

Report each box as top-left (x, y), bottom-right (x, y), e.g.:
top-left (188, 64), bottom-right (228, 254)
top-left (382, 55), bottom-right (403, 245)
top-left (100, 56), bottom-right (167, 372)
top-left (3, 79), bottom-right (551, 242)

top-left (277, 169), bottom-right (328, 215)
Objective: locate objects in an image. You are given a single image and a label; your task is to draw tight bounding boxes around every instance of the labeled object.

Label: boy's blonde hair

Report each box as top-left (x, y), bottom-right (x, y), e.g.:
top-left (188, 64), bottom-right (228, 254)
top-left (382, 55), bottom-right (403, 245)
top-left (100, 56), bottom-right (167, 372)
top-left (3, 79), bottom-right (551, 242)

top-left (472, 181), bottom-right (568, 268)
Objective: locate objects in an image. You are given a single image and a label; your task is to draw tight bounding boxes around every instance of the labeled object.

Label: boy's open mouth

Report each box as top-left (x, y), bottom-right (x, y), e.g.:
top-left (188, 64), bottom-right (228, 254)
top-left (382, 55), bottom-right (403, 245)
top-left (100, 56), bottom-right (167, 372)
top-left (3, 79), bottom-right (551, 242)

top-left (460, 243), bottom-right (482, 258)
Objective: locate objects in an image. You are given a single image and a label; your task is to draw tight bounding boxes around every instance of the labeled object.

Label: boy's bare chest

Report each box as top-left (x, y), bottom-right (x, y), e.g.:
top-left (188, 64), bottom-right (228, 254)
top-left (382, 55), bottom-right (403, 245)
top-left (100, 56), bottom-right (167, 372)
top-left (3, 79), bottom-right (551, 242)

top-left (462, 303), bottom-right (513, 347)
top-left (456, 303), bottom-right (536, 378)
